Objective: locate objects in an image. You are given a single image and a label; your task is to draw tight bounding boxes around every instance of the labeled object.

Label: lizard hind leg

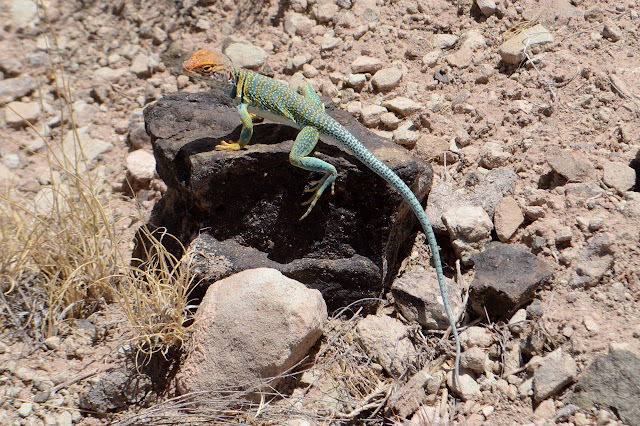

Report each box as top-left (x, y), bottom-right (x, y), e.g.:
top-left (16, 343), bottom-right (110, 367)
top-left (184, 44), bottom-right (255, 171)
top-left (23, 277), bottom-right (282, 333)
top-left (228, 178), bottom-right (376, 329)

top-left (289, 126), bottom-right (337, 220)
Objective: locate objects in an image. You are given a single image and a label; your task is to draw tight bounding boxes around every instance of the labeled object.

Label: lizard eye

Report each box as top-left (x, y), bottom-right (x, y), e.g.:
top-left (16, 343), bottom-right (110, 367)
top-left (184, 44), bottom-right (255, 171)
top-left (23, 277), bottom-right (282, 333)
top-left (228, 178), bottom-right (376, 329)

top-left (202, 65), bottom-right (213, 73)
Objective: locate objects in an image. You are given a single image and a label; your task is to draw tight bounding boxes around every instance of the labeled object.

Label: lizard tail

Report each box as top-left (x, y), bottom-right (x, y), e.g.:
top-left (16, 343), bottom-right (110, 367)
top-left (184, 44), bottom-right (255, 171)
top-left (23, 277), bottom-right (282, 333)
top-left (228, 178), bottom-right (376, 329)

top-left (327, 124), bottom-right (461, 384)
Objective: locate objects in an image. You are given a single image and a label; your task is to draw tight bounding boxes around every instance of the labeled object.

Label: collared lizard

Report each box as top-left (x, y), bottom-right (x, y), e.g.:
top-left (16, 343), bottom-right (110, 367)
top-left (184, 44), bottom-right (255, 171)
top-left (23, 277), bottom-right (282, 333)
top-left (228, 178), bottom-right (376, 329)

top-left (182, 49), bottom-right (461, 381)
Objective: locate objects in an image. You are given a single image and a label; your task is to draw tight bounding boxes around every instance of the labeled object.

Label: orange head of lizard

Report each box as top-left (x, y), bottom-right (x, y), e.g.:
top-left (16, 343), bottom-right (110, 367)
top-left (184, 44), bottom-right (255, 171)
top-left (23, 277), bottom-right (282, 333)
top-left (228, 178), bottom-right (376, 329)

top-left (182, 49), bottom-right (236, 92)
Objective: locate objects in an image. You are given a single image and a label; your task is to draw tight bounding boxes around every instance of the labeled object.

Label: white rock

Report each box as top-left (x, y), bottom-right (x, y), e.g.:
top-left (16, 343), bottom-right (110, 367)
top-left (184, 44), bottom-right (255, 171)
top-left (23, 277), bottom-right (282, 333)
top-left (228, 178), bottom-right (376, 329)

top-left (460, 326), bottom-right (493, 348)
top-left (432, 34), bottom-right (459, 50)
top-left (3, 153), bottom-right (20, 169)
top-left (371, 67), bottom-right (403, 91)
top-left (130, 52), bottom-right (151, 76)
top-left (344, 73), bottom-right (367, 90)
top-left (314, 3), bottom-right (339, 23)
top-left (480, 141), bottom-right (511, 169)
top-left (360, 104), bottom-right (387, 127)
top-left (4, 101), bottom-right (41, 127)
top-left (10, 0), bottom-right (38, 27)
top-left (125, 150), bottom-right (156, 189)
top-left (356, 314), bottom-right (417, 378)
top-left (442, 205), bottom-right (493, 264)
top-left (56, 411), bottom-right (73, 426)
top-left (498, 24), bottom-right (553, 65)
top-left (18, 402), bottom-right (33, 417)
top-left (382, 97), bottom-right (422, 117)
top-left (176, 268), bottom-right (327, 398)
top-left (602, 161), bottom-right (635, 193)
top-left (447, 370), bottom-right (481, 400)
top-left (283, 12), bottom-right (314, 36)
top-left (351, 56), bottom-right (383, 73)
top-left (224, 43), bottom-right (268, 69)
top-left (393, 127), bottom-right (420, 146)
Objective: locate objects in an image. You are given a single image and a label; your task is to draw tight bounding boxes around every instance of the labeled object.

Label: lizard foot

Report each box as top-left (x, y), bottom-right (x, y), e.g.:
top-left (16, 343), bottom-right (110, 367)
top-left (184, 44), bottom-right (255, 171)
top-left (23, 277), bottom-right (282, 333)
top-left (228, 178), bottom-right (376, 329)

top-left (215, 140), bottom-right (242, 150)
top-left (299, 173), bottom-right (336, 220)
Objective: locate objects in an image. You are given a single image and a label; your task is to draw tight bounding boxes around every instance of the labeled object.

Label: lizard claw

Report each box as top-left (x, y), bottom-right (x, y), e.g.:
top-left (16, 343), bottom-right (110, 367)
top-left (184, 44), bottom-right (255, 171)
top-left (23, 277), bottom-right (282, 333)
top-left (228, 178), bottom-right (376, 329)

top-left (215, 140), bottom-right (242, 150)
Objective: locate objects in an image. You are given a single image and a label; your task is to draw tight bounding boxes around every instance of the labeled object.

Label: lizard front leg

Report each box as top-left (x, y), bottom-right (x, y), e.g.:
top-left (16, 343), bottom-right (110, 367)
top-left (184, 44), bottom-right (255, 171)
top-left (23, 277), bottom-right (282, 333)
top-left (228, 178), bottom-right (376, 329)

top-left (289, 126), bottom-right (337, 220)
top-left (216, 103), bottom-right (253, 150)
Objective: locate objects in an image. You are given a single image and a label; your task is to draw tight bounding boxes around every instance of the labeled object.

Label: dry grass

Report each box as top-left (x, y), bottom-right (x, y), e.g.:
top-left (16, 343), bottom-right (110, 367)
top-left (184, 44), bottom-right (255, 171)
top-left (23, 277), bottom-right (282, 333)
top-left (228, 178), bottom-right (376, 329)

top-left (0, 0), bottom-right (194, 358)
top-left (117, 226), bottom-right (198, 358)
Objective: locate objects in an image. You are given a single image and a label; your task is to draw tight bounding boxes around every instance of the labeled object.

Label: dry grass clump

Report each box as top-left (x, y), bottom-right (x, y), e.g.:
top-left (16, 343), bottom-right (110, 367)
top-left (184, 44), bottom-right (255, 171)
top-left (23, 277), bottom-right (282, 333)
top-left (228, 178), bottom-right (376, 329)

top-left (117, 226), bottom-right (198, 357)
top-left (0, 0), bottom-right (195, 357)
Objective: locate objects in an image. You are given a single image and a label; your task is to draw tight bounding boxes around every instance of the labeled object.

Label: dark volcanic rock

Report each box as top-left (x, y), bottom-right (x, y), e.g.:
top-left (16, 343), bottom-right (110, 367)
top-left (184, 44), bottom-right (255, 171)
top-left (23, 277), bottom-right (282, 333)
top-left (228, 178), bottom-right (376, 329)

top-left (469, 242), bottom-right (553, 319)
top-left (141, 91), bottom-right (435, 311)
top-left (568, 350), bottom-right (640, 426)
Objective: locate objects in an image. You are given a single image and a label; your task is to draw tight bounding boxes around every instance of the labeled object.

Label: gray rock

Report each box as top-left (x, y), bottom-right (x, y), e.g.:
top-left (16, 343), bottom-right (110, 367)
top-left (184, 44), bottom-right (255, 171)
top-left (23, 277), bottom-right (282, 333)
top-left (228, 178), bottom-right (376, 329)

top-left (392, 267), bottom-right (462, 330)
top-left (469, 242), bottom-right (553, 318)
top-left (351, 56), bottom-right (383, 74)
top-left (142, 91), bottom-right (434, 311)
top-left (0, 52), bottom-right (21, 76)
top-left (442, 205), bottom-right (493, 265)
top-left (461, 346), bottom-right (488, 372)
top-left (320, 32), bottom-right (343, 51)
top-left (498, 24), bottom-right (553, 65)
top-left (371, 68), bottom-right (403, 91)
top-left (547, 149), bottom-right (594, 182)
top-left (475, 0), bottom-right (498, 17)
top-left (176, 268), bottom-right (326, 399)
top-left (355, 314), bottom-right (417, 378)
top-left (534, 348), bottom-right (577, 402)
top-left (568, 350), bottom-right (640, 426)
top-left (52, 131), bottom-right (113, 165)
top-left (494, 196), bottom-right (524, 242)
top-left (568, 233), bottom-right (614, 288)
top-left (128, 109), bottom-right (151, 149)
top-left (602, 20), bottom-right (623, 42)
top-left (0, 76), bottom-right (37, 102)
top-left (344, 73), bottom-right (367, 90)
top-left (224, 43), bottom-right (268, 70)
top-left (602, 161), bottom-right (635, 193)
top-left (79, 368), bottom-right (154, 412)
top-left (4, 101), bottom-right (41, 127)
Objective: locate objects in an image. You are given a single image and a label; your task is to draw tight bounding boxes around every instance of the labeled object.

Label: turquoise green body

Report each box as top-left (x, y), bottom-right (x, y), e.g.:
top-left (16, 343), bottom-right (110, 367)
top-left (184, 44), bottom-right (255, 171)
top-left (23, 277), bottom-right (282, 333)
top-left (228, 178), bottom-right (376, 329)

top-left (229, 66), bottom-right (461, 380)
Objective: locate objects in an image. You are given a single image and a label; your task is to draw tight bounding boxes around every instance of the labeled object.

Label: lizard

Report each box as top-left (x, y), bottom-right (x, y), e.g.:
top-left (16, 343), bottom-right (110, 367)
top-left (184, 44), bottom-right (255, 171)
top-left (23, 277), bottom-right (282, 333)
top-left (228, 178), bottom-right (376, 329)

top-left (182, 49), bottom-right (461, 382)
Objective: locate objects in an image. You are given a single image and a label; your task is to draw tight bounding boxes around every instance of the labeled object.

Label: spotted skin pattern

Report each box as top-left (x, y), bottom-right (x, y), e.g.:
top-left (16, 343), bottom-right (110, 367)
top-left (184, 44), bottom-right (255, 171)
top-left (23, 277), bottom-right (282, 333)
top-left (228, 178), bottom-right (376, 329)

top-left (183, 50), bottom-right (461, 382)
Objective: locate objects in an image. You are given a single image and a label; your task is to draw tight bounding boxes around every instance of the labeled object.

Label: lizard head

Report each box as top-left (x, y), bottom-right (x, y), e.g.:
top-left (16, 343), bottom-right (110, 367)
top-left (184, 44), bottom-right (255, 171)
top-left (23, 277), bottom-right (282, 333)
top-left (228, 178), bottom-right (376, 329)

top-left (182, 49), bottom-right (236, 91)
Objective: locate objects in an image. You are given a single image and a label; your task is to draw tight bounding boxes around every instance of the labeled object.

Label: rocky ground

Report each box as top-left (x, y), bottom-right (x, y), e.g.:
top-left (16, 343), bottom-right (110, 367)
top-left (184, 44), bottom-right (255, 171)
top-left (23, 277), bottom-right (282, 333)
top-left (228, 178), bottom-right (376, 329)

top-left (1, 0), bottom-right (640, 424)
